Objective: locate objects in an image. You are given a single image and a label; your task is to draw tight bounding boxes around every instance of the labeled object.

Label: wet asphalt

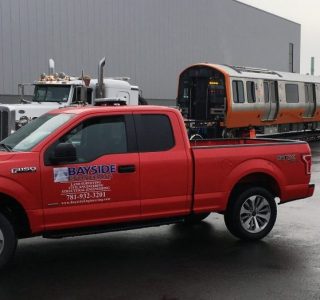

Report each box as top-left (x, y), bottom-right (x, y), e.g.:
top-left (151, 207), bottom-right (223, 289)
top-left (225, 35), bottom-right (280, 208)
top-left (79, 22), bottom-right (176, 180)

top-left (0, 142), bottom-right (320, 300)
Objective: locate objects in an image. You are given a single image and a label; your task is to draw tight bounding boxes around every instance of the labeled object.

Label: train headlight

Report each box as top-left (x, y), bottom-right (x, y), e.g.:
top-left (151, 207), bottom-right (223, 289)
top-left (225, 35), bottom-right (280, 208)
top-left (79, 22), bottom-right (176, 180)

top-left (16, 115), bottom-right (30, 129)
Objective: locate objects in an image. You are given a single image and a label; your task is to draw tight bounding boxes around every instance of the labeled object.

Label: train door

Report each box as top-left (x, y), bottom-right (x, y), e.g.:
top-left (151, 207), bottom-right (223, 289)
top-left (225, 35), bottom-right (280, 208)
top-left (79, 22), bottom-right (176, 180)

top-left (192, 77), bottom-right (209, 120)
top-left (304, 83), bottom-right (316, 118)
top-left (262, 81), bottom-right (279, 121)
top-left (178, 78), bottom-right (208, 120)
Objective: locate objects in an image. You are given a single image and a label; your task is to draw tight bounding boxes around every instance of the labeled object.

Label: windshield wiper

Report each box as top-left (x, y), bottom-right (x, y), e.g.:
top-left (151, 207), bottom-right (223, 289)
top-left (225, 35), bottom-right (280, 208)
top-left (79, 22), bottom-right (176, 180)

top-left (0, 143), bottom-right (12, 152)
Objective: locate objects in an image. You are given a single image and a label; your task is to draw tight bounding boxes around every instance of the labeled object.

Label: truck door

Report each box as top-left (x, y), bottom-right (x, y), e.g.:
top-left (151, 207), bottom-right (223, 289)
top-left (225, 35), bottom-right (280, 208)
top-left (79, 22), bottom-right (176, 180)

top-left (41, 114), bottom-right (140, 230)
top-left (304, 83), bottom-right (316, 118)
top-left (117, 91), bottom-right (130, 104)
top-left (262, 81), bottom-right (279, 121)
top-left (133, 112), bottom-right (191, 217)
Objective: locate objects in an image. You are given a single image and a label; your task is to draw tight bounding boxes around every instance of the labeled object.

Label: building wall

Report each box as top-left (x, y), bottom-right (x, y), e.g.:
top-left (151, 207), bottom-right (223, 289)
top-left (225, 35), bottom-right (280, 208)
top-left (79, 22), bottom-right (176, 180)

top-left (0, 0), bottom-right (301, 104)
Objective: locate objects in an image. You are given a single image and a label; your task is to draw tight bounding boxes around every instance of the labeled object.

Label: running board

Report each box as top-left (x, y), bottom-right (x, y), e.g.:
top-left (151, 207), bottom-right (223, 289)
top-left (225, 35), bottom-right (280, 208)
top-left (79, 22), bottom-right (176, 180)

top-left (43, 216), bottom-right (186, 239)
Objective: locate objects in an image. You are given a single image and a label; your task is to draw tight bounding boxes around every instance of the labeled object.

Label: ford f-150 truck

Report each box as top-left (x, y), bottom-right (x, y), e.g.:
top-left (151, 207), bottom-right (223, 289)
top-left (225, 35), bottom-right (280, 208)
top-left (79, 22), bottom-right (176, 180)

top-left (0, 105), bottom-right (314, 267)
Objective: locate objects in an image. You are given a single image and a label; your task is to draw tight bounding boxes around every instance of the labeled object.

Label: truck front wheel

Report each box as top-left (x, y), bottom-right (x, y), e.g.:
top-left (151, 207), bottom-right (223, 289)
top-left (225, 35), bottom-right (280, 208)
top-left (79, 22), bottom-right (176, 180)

top-left (0, 212), bottom-right (17, 268)
top-left (224, 187), bottom-right (277, 240)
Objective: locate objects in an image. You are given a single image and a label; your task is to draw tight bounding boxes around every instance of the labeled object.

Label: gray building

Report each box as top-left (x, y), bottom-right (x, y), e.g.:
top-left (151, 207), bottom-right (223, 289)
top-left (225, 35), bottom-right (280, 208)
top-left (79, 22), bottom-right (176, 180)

top-left (0, 0), bottom-right (301, 105)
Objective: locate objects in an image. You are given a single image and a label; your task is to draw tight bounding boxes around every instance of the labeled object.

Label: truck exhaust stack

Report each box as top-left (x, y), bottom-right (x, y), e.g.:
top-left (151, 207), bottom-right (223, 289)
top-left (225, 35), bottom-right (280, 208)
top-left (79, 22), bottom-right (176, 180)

top-left (48, 58), bottom-right (55, 75)
top-left (97, 57), bottom-right (106, 98)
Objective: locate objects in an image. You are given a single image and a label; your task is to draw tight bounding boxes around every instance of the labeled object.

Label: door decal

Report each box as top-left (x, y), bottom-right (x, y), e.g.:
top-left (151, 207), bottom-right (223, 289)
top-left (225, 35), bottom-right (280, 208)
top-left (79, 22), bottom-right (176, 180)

top-left (53, 164), bottom-right (116, 206)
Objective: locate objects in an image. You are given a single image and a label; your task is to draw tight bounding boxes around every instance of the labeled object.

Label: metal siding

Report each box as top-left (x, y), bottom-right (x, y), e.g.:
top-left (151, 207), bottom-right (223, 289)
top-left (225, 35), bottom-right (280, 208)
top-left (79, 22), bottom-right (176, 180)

top-left (0, 0), bottom-right (4, 92)
top-left (0, 0), bottom-right (300, 102)
top-left (1, 0), bottom-right (14, 94)
top-left (10, 0), bottom-right (21, 94)
top-left (20, 0), bottom-right (31, 87)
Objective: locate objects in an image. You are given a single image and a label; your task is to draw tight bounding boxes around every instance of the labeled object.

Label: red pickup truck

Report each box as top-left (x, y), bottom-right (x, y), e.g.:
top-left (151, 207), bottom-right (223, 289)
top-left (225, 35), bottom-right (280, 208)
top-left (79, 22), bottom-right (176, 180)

top-left (0, 105), bottom-right (314, 267)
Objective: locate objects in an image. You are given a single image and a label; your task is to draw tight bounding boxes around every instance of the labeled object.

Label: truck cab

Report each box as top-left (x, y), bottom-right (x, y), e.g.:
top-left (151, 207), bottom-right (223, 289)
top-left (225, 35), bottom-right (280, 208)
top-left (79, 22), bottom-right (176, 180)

top-left (0, 58), bottom-right (141, 140)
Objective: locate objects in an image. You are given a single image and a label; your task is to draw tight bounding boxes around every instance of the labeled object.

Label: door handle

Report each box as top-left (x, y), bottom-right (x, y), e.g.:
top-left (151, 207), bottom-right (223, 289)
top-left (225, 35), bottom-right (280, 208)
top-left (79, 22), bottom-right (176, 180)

top-left (118, 165), bottom-right (136, 173)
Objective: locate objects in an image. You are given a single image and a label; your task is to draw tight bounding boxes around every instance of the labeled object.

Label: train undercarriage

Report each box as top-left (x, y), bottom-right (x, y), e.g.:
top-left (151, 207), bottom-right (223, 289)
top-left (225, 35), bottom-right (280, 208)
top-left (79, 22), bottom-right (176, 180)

top-left (186, 119), bottom-right (320, 142)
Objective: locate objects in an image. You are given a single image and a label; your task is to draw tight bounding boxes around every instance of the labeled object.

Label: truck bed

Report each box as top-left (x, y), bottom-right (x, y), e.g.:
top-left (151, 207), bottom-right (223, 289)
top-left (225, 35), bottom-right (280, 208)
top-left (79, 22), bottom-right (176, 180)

top-left (190, 138), bottom-right (304, 148)
top-left (190, 137), bottom-right (312, 213)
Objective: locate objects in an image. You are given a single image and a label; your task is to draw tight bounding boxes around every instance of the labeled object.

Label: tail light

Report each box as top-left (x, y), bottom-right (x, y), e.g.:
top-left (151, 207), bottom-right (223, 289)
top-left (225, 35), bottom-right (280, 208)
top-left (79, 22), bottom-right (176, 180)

top-left (302, 154), bottom-right (312, 175)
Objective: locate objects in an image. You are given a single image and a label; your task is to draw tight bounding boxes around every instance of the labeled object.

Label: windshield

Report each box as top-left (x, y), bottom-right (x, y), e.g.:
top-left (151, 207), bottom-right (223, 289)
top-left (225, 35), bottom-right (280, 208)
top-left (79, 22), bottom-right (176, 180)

top-left (33, 85), bottom-right (71, 102)
top-left (1, 113), bottom-right (74, 151)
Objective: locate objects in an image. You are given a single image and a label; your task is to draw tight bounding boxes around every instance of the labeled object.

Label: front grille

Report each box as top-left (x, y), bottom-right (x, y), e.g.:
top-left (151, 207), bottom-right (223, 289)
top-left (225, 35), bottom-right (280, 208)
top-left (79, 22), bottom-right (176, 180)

top-left (0, 110), bottom-right (9, 140)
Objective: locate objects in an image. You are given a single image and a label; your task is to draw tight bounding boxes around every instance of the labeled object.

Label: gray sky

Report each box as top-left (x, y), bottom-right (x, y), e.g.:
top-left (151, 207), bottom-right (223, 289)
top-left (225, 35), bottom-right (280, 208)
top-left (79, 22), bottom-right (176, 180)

top-left (238, 0), bottom-right (320, 75)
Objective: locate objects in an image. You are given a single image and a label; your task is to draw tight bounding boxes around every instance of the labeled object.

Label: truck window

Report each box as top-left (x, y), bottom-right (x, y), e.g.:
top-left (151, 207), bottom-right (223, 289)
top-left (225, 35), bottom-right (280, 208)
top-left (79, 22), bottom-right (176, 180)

top-left (72, 86), bottom-right (93, 104)
top-left (134, 114), bottom-right (175, 152)
top-left (45, 115), bottom-right (130, 164)
top-left (2, 113), bottom-right (74, 151)
top-left (33, 85), bottom-right (70, 102)
top-left (72, 86), bottom-right (81, 103)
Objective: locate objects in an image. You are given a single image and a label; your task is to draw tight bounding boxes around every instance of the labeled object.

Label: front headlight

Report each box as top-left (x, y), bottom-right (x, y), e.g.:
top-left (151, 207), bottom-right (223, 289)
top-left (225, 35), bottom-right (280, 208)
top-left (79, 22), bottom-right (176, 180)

top-left (16, 115), bottom-right (30, 129)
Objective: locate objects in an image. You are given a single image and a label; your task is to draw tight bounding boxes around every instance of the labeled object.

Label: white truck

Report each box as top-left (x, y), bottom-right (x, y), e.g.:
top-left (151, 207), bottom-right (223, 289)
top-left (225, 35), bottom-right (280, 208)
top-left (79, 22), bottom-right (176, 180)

top-left (0, 58), bottom-right (145, 139)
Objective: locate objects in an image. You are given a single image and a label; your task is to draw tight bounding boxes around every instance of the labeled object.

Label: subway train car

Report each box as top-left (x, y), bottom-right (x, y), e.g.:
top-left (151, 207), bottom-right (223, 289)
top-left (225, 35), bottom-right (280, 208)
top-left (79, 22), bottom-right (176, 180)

top-left (177, 63), bottom-right (320, 138)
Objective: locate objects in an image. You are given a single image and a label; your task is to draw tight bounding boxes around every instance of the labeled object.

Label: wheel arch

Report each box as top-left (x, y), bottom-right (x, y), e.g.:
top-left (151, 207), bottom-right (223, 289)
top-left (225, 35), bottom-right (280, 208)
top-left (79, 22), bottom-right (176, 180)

top-left (226, 172), bottom-right (281, 211)
top-left (0, 193), bottom-right (31, 238)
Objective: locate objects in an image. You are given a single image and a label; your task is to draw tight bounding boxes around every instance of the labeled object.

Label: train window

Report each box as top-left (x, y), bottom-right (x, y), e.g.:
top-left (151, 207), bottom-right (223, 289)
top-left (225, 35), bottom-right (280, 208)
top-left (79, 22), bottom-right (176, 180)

top-left (183, 87), bottom-right (189, 99)
top-left (285, 84), bottom-right (299, 103)
top-left (208, 78), bottom-right (225, 109)
top-left (232, 80), bottom-right (245, 103)
top-left (264, 82), bottom-right (269, 103)
top-left (246, 81), bottom-right (256, 103)
top-left (264, 81), bottom-right (278, 103)
top-left (305, 84), bottom-right (315, 103)
top-left (270, 81), bottom-right (277, 103)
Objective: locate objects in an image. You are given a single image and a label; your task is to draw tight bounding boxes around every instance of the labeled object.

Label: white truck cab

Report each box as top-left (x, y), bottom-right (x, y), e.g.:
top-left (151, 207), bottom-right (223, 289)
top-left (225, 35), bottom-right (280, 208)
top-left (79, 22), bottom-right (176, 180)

top-left (0, 58), bottom-right (143, 139)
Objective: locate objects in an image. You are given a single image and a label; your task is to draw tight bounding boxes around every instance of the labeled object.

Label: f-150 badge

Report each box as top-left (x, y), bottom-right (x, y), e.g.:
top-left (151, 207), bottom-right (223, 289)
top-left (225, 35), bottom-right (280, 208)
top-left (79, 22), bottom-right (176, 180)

top-left (277, 154), bottom-right (296, 161)
top-left (11, 167), bottom-right (37, 174)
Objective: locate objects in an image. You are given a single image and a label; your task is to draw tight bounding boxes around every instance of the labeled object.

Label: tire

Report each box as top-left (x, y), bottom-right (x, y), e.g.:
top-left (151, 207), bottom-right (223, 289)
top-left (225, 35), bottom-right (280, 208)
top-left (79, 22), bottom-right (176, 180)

top-left (190, 134), bottom-right (203, 141)
top-left (184, 212), bottom-right (211, 225)
top-left (138, 96), bottom-right (148, 105)
top-left (222, 128), bottom-right (235, 138)
top-left (224, 187), bottom-right (277, 240)
top-left (0, 213), bottom-right (17, 269)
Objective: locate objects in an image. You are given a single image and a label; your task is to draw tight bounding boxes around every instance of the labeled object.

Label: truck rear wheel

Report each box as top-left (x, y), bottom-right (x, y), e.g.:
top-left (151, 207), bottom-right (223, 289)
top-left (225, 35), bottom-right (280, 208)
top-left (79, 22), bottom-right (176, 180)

top-left (224, 187), bottom-right (277, 240)
top-left (0, 212), bottom-right (17, 269)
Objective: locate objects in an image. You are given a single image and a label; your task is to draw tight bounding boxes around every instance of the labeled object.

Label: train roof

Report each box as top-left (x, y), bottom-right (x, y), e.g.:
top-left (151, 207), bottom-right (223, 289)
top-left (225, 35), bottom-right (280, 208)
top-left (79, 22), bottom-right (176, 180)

top-left (188, 63), bottom-right (320, 83)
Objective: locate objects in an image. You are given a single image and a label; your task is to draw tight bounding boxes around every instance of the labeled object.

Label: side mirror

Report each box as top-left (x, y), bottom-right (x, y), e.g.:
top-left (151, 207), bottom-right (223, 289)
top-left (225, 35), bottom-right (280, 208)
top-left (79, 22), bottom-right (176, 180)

top-left (51, 143), bottom-right (77, 164)
top-left (80, 86), bottom-right (87, 102)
